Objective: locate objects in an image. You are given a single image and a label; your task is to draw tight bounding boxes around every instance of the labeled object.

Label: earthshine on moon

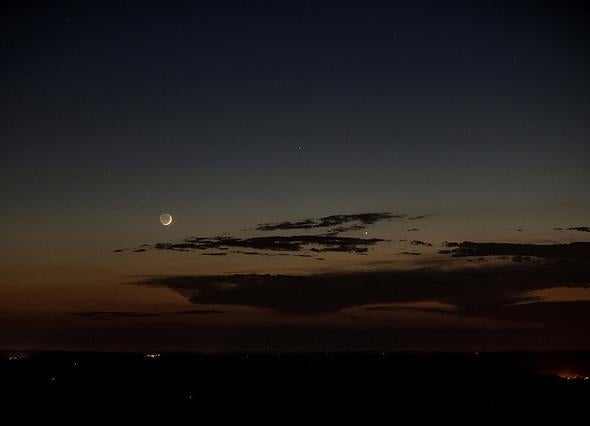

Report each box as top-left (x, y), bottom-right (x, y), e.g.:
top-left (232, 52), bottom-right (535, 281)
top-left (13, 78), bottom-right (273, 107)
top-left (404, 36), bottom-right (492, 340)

top-left (160, 213), bottom-right (173, 226)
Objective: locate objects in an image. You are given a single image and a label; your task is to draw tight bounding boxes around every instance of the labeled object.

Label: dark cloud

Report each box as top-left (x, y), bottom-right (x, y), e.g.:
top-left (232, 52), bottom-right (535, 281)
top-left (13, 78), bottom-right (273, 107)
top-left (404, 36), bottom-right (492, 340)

top-left (255, 212), bottom-right (406, 233)
top-left (511, 256), bottom-right (533, 263)
top-left (465, 257), bottom-right (489, 263)
top-left (115, 213), bottom-right (415, 257)
top-left (73, 310), bottom-right (228, 319)
top-left (363, 304), bottom-right (453, 314)
top-left (129, 235), bottom-right (386, 256)
top-left (408, 215), bottom-right (429, 221)
top-left (323, 225), bottom-right (366, 235)
top-left (440, 241), bottom-right (590, 260)
top-left (410, 240), bottom-right (432, 247)
top-left (174, 309), bottom-right (228, 315)
top-left (132, 259), bottom-right (590, 326)
top-left (571, 227), bottom-right (590, 232)
top-left (554, 227), bottom-right (590, 232)
top-left (233, 251), bottom-right (274, 256)
top-left (73, 311), bottom-right (161, 320)
top-left (400, 251), bottom-right (422, 256)
top-left (407, 228), bottom-right (420, 232)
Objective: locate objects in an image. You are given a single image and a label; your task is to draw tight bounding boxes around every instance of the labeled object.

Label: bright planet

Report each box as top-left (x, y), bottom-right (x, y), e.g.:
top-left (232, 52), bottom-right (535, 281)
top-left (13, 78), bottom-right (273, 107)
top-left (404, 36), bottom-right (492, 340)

top-left (159, 213), bottom-right (173, 226)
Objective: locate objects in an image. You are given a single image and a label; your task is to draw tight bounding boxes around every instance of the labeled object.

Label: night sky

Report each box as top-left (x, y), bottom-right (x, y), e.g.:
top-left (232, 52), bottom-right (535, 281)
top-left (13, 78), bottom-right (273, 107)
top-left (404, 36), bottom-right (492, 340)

top-left (1, 0), bottom-right (589, 351)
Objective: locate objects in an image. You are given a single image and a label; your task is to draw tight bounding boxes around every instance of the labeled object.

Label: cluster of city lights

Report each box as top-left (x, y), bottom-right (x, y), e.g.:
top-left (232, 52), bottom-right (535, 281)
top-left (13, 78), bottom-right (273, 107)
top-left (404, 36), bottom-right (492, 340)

top-left (558, 373), bottom-right (590, 381)
top-left (7, 354), bottom-right (28, 361)
top-left (145, 353), bottom-right (161, 359)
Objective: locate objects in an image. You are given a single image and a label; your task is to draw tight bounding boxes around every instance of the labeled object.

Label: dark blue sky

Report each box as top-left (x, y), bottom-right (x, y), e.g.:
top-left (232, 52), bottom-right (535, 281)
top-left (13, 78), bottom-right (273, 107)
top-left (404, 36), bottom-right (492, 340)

top-left (3, 1), bottom-right (588, 222)
top-left (1, 0), bottom-right (589, 350)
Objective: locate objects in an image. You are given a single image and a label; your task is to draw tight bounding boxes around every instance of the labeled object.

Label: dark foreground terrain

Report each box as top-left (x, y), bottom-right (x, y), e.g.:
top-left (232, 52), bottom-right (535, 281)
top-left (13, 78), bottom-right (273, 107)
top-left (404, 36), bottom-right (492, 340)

top-left (1, 351), bottom-right (588, 410)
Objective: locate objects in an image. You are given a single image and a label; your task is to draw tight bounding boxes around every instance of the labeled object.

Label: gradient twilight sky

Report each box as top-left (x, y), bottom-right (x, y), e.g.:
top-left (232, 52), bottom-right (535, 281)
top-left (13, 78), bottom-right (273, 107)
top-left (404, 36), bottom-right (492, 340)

top-left (1, 0), bottom-right (589, 351)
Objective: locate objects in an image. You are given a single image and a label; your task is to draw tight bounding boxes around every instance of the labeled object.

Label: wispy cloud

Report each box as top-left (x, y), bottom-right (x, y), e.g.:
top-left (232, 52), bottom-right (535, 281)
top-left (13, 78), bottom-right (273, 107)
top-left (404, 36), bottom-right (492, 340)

top-left (440, 241), bottom-right (590, 260)
top-left (410, 240), bottom-right (432, 247)
top-left (120, 235), bottom-right (386, 256)
top-left (554, 226), bottom-right (590, 233)
top-left (72, 311), bottom-right (161, 320)
top-left (255, 212), bottom-right (411, 233)
top-left (74, 310), bottom-right (228, 319)
top-left (114, 212), bottom-right (434, 258)
top-left (173, 309), bottom-right (228, 315)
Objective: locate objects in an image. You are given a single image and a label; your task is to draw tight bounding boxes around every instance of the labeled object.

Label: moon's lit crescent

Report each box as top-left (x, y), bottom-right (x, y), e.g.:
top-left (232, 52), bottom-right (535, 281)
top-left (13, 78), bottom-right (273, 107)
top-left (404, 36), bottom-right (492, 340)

top-left (160, 213), bottom-right (173, 226)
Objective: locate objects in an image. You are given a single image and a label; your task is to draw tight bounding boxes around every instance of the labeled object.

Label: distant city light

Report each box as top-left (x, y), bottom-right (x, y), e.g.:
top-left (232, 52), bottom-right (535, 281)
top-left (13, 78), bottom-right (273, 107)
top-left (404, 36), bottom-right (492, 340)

top-left (557, 372), bottom-right (590, 381)
top-left (7, 354), bottom-right (28, 361)
top-left (145, 353), bottom-right (161, 359)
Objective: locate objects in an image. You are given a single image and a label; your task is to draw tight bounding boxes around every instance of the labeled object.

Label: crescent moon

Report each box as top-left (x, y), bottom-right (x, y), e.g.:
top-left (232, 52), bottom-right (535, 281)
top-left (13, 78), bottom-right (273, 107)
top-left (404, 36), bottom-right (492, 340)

top-left (160, 213), bottom-right (173, 226)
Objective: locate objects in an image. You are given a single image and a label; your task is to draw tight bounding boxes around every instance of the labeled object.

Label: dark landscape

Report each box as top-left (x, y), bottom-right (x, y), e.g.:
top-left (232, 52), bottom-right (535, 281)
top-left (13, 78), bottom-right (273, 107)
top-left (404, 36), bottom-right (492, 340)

top-left (2, 351), bottom-right (589, 408)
